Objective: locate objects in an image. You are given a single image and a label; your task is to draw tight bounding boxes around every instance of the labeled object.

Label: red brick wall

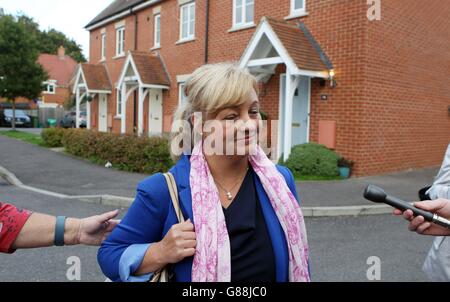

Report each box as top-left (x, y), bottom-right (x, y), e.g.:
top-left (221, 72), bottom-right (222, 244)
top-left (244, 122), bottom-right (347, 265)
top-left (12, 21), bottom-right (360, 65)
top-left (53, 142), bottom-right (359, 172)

top-left (2, 85), bottom-right (69, 109)
top-left (88, 0), bottom-right (450, 176)
top-left (358, 0), bottom-right (450, 175)
top-left (90, 95), bottom-right (99, 129)
top-left (41, 86), bottom-right (70, 106)
top-left (303, 1), bottom-right (369, 176)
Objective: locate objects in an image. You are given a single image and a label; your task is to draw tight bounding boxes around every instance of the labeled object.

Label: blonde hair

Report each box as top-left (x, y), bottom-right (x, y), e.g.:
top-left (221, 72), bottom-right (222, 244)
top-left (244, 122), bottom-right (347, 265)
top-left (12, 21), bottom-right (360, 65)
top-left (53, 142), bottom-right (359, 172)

top-left (170, 62), bottom-right (259, 161)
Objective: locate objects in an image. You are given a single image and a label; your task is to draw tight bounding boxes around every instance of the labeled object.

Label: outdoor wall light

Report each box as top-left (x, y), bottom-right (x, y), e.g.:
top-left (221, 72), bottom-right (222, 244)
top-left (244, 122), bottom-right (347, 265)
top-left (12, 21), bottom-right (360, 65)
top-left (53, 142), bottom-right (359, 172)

top-left (329, 69), bottom-right (337, 88)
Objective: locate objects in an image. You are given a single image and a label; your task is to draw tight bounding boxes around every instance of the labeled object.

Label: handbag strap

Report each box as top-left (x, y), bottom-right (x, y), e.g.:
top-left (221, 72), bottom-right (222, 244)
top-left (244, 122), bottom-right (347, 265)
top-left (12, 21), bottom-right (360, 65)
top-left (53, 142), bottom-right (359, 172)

top-left (163, 172), bottom-right (185, 223)
top-left (149, 173), bottom-right (184, 283)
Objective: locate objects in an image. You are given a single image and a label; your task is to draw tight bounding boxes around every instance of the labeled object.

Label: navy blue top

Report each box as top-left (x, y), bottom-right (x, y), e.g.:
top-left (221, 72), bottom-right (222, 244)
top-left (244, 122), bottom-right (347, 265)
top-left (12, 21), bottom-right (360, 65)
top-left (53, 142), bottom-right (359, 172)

top-left (223, 167), bottom-right (276, 282)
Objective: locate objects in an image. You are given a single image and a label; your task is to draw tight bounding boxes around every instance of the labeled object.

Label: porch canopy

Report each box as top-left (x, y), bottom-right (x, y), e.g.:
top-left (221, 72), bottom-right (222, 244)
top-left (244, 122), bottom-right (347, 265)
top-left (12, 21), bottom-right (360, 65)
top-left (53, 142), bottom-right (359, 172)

top-left (72, 64), bottom-right (112, 129)
top-left (117, 51), bottom-right (170, 136)
top-left (239, 17), bottom-right (334, 161)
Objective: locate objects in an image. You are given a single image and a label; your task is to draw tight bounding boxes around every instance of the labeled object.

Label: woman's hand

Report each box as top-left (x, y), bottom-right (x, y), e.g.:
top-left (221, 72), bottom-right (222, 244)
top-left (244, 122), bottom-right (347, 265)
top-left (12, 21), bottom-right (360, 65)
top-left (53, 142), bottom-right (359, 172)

top-left (157, 219), bottom-right (196, 264)
top-left (393, 198), bottom-right (450, 236)
top-left (135, 220), bottom-right (196, 276)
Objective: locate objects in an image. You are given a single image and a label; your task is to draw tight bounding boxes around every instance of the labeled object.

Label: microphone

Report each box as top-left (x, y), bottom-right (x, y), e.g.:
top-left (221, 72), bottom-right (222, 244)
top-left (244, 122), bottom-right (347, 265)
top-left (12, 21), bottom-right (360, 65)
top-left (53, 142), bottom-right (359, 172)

top-left (364, 184), bottom-right (450, 230)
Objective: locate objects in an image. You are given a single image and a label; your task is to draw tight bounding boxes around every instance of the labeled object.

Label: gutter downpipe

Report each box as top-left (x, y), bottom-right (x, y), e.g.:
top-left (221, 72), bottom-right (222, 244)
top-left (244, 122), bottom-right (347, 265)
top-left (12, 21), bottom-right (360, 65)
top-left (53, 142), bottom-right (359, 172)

top-left (204, 0), bottom-right (210, 64)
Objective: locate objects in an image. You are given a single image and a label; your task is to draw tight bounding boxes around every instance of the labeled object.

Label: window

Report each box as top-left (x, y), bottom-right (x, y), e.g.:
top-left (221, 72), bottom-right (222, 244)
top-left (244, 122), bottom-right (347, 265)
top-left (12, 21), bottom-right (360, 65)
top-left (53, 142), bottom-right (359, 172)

top-left (43, 81), bottom-right (56, 94)
top-left (47, 84), bottom-right (55, 94)
top-left (116, 89), bottom-right (122, 116)
top-left (101, 33), bottom-right (106, 60)
top-left (291, 0), bottom-right (306, 15)
top-left (154, 14), bottom-right (161, 48)
top-left (233, 0), bottom-right (254, 27)
top-left (180, 2), bottom-right (195, 41)
top-left (179, 83), bottom-right (187, 104)
top-left (116, 27), bottom-right (125, 56)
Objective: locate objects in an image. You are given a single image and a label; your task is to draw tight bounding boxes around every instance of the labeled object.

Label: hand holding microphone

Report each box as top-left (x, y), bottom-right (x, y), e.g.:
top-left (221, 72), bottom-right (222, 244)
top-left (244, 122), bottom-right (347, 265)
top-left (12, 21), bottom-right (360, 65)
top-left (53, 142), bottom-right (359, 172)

top-left (364, 185), bottom-right (450, 236)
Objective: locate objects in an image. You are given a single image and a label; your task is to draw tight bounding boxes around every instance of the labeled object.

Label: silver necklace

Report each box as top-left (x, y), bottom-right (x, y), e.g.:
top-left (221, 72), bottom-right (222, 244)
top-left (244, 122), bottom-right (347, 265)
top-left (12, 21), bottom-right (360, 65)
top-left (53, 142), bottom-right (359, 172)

top-left (215, 168), bottom-right (249, 201)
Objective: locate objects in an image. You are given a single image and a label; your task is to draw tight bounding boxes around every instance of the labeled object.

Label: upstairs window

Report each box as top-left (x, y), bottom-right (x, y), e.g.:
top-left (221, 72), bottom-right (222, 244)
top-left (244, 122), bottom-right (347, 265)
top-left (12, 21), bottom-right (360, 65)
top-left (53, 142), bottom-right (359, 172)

top-left (180, 2), bottom-right (195, 41)
top-left (233, 0), bottom-right (254, 28)
top-left (291, 0), bottom-right (306, 16)
top-left (43, 81), bottom-right (56, 94)
top-left (116, 26), bottom-right (125, 56)
top-left (101, 33), bottom-right (106, 60)
top-left (154, 14), bottom-right (161, 48)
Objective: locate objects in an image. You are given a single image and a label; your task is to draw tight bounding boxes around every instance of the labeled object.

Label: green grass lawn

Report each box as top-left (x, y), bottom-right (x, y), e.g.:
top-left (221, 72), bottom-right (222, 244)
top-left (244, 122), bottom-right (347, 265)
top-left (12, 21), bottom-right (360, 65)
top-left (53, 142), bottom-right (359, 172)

top-left (0, 130), bottom-right (44, 146)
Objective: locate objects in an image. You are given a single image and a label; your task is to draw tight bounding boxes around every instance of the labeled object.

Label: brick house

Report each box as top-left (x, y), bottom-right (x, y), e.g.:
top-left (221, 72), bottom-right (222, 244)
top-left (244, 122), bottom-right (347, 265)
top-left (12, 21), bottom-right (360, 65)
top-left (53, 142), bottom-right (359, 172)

top-left (37, 46), bottom-right (78, 109)
top-left (74, 0), bottom-right (450, 176)
top-left (1, 46), bottom-right (77, 111)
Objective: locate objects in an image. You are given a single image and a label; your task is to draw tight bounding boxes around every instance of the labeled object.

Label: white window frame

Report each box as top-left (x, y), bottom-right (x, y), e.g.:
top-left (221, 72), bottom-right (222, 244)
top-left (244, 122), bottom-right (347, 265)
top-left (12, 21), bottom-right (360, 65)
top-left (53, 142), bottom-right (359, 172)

top-left (179, 1), bottom-right (195, 42)
top-left (101, 33), bottom-right (106, 61)
top-left (116, 89), bottom-right (122, 117)
top-left (116, 26), bottom-right (125, 56)
top-left (178, 82), bottom-right (187, 105)
top-left (232, 0), bottom-right (254, 28)
top-left (154, 14), bottom-right (161, 48)
top-left (290, 0), bottom-right (306, 17)
top-left (43, 80), bottom-right (56, 94)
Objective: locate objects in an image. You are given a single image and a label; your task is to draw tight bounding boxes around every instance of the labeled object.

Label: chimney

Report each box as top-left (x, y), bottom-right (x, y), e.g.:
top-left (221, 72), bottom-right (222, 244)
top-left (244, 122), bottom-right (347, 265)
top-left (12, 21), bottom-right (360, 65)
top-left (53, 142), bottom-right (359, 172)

top-left (58, 46), bottom-right (65, 59)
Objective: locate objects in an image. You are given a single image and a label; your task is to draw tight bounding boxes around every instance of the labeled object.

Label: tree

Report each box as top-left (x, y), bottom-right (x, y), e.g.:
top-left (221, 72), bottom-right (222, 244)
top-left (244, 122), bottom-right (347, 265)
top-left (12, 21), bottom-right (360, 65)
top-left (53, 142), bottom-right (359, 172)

top-left (38, 28), bottom-right (87, 63)
top-left (0, 15), bottom-right (48, 130)
top-left (15, 14), bottom-right (87, 63)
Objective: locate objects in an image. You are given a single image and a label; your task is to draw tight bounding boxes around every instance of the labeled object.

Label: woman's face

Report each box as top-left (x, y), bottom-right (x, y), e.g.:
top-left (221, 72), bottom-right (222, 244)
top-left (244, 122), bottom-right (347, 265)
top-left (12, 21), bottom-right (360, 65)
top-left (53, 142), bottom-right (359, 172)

top-left (203, 89), bottom-right (261, 157)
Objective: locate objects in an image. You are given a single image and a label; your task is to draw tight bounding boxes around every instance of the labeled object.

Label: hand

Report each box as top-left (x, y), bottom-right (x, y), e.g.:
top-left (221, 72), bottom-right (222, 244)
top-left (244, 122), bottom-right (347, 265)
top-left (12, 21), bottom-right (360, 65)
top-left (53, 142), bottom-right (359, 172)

top-left (393, 199), bottom-right (450, 236)
top-left (77, 210), bottom-right (120, 246)
top-left (157, 219), bottom-right (196, 264)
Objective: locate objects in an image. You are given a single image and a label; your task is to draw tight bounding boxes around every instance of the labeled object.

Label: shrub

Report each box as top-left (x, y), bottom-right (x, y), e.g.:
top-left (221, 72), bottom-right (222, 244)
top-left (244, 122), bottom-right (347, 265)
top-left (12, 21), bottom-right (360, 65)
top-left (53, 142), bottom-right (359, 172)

top-left (282, 143), bottom-right (340, 177)
top-left (41, 128), bottom-right (66, 147)
top-left (62, 129), bottom-right (173, 174)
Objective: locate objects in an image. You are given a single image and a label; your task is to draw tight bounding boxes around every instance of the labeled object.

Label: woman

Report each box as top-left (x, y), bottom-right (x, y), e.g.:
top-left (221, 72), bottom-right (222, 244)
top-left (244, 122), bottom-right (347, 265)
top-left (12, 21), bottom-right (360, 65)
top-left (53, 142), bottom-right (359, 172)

top-left (98, 63), bottom-right (310, 282)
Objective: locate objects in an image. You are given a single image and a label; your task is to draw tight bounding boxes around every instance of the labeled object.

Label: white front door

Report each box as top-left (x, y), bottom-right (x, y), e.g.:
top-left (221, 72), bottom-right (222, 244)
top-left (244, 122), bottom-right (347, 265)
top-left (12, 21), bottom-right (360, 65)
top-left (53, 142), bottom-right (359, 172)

top-left (148, 89), bottom-right (163, 135)
top-left (291, 76), bottom-right (310, 146)
top-left (98, 94), bottom-right (107, 132)
top-left (278, 75), bottom-right (310, 158)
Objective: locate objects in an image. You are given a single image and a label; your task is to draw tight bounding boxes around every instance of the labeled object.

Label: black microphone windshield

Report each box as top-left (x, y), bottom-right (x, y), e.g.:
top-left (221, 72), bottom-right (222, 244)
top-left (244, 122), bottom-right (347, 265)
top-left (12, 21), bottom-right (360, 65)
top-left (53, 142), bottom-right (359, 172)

top-left (363, 185), bottom-right (387, 203)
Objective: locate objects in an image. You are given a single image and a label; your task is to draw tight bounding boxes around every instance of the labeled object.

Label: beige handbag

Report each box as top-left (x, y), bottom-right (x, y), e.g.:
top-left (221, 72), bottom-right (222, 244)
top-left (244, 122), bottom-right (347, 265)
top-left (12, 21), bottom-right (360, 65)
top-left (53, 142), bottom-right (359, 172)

top-left (150, 172), bottom-right (185, 282)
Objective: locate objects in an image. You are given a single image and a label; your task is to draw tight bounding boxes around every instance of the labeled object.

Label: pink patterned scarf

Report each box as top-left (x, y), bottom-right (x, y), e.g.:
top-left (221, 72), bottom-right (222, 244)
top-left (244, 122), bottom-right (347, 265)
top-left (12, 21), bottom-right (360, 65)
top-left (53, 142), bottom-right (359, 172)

top-left (190, 141), bottom-right (310, 282)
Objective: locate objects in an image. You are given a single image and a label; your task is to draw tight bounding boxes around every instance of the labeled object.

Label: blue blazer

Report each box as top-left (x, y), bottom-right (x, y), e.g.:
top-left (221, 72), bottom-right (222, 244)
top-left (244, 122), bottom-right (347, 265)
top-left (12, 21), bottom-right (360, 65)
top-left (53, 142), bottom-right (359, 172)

top-left (98, 155), bottom-right (301, 282)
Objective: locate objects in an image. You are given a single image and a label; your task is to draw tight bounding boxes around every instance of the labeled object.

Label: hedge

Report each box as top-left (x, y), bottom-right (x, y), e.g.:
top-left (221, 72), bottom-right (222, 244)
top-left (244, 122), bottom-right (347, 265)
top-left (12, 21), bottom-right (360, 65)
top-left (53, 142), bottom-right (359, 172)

top-left (41, 128), bottom-right (65, 147)
top-left (42, 128), bottom-right (173, 174)
top-left (281, 143), bottom-right (340, 177)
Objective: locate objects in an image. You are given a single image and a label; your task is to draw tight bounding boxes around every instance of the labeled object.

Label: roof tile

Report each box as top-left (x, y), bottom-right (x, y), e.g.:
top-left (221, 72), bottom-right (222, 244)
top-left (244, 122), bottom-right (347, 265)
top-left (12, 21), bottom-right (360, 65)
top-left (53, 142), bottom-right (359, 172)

top-left (37, 54), bottom-right (77, 86)
top-left (131, 51), bottom-right (170, 86)
top-left (265, 17), bottom-right (330, 72)
top-left (81, 64), bottom-right (112, 91)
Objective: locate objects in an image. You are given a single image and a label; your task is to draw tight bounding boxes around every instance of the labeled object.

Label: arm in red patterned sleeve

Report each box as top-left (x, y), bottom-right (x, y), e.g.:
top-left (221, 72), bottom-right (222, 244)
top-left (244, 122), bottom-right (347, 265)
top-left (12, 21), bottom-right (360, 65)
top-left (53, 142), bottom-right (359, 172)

top-left (0, 202), bottom-right (32, 254)
top-left (0, 202), bottom-right (118, 252)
